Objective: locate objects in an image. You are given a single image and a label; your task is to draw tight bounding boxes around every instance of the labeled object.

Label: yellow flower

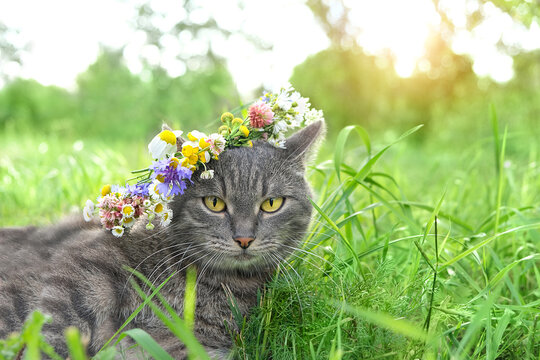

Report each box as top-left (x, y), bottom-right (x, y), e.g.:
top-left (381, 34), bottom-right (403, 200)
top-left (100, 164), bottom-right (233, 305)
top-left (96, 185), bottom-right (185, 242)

top-left (188, 154), bottom-right (199, 165)
top-left (182, 144), bottom-right (194, 157)
top-left (232, 118), bottom-right (243, 125)
top-left (148, 130), bottom-right (181, 160)
top-left (239, 125), bottom-right (249, 137)
top-left (159, 130), bottom-right (176, 145)
top-left (101, 184), bottom-right (111, 196)
top-left (198, 151), bottom-right (210, 163)
top-left (247, 140), bottom-right (253, 148)
top-left (221, 112), bottom-right (234, 123)
top-left (218, 125), bottom-right (230, 135)
top-left (199, 138), bottom-right (210, 149)
top-left (170, 157), bottom-right (180, 169)
top-left (181, 157), bottom-right (190, 168)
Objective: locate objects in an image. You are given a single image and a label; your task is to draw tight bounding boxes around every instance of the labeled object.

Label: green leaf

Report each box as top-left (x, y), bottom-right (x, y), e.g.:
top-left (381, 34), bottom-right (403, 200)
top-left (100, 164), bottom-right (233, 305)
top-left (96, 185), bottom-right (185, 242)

top-left (334, 125), bottom-right (371, 181)
top-left (118, 329), bottom-right (174, 360)
top-left (340, 303), bottom-right (428, 341)
top-left (65, 327), bottom-right (87, 360)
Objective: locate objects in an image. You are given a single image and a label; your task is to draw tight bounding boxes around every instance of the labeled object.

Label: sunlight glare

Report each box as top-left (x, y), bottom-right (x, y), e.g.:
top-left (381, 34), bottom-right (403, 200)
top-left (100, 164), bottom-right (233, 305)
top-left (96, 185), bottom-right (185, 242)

top-left (346, 0), bottom-right (440, 77)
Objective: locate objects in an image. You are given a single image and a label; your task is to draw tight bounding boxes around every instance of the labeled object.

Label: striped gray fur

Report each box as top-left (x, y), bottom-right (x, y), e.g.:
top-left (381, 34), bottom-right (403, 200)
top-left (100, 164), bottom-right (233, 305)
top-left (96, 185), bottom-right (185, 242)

top-left (0, 121), bottom-right (324, 359)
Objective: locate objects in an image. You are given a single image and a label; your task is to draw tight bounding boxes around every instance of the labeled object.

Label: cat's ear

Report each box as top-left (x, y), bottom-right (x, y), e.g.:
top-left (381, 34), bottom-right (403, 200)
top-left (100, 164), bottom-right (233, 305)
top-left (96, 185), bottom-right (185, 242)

top-left (162, 123), bottom-right (186, 152)
top-left (283, 121), bottom-right (326, 164)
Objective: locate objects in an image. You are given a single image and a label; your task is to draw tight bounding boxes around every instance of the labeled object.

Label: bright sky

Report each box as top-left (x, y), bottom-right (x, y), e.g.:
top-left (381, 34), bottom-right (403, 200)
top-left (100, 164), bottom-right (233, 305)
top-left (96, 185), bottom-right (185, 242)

top-left (1, 0), bottom-right (539, 94)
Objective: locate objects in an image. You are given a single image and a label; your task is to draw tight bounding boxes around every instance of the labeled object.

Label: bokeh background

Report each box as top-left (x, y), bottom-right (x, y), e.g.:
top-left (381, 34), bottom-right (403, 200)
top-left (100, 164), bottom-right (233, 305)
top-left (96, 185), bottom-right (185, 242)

top-left (0, 0), bottom-right (539, 221)
top-left (2, 2), bottom-right (540, 358)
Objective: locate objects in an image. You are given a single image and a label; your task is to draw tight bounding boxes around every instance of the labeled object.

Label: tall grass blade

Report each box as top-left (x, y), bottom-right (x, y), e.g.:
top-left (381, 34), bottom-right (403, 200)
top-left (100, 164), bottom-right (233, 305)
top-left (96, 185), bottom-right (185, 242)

top-left (117, 329), bottom-right (174, 360)
top-left (65, 327), bottom-right (87, 360)
top-left (334, 125), bottom-right (371, 181)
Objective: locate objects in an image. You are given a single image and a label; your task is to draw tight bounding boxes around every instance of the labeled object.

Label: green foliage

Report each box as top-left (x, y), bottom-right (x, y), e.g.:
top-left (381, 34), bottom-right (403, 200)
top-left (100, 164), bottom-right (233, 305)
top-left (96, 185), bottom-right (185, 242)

top-left (0, 49), bottom-right (239, 142)
top-left (0, 79), bottom-right (76, 134)
top-left (0, 312), bottom-right (61, 360)
top-left (1, 111), bottom-right (539, 358)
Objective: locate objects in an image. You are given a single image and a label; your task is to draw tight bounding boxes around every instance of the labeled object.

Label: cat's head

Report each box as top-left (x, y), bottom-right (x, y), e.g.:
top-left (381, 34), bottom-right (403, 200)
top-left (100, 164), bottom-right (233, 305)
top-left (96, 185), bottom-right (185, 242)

top-left (167, 121), bottom-right (324, 275)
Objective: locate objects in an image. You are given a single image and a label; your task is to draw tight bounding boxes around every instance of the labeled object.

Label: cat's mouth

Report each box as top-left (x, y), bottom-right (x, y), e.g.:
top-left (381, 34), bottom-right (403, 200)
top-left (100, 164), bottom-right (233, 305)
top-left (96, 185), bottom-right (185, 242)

top-left (233, 251), bottom-right (255, 260)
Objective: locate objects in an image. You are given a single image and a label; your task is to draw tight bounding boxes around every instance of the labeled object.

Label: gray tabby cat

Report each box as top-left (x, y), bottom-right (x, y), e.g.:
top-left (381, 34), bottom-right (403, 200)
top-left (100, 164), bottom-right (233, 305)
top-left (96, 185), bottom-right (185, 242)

top-left (0, 121), bottom-right (324, 359)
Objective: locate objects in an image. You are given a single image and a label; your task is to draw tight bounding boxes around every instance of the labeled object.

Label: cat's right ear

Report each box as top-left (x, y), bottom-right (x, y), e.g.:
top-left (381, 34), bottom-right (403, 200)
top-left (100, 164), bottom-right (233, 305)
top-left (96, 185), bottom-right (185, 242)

top-left (161, 123), bottom-right (186, 152)
top-left (283, 120), bottom-right (326, 164)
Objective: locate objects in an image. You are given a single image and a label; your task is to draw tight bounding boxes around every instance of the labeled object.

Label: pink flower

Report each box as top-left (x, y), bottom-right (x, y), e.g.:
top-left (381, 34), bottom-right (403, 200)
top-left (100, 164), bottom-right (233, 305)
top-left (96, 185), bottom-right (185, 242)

top-left (248, 101), bottom-right (274, 128)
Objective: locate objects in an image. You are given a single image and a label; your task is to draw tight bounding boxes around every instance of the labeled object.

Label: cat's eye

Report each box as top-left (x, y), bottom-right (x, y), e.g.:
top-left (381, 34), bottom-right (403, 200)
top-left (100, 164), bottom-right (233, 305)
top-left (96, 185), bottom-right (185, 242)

top-left (203, 196), bottom-right (226, 212)
top-left (260, 197), bottom-right (284, 213)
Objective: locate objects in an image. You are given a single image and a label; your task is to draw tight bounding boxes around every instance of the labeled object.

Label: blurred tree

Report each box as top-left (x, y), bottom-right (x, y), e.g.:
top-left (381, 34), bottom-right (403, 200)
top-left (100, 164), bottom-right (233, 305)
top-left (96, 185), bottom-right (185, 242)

top-left (461, 0), bottom-right (540, 27)
top-left (76, 48), bottom-right (238, 139)
top-left (0, 79), bottom-right (76, 134)
top-left (150, 64), bottom-right (239, 132)
top-left (0, 22), bottom-right (27, 83)
top-left (133, 0), bottom-right (270, 75)
top-left (76, 48), bottom-right (154, 139)
top-left (290, 46), bottom-right (397, 133)
top-left (290, 35), bottom-right (477, 136)
top-left (307, 0), bottom-right (540, 75)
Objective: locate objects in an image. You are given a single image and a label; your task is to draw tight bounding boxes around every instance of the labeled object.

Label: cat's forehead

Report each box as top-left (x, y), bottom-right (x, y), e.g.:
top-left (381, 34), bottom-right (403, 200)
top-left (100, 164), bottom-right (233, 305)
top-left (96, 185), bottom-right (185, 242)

top-left (193, 143), bottom-right (305, 197)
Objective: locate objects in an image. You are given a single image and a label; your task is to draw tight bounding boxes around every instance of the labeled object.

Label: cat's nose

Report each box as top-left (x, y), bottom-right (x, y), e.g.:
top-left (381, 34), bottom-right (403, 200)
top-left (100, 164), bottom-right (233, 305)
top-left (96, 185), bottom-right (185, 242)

top-left (234, 237), bottom-right (255, 249)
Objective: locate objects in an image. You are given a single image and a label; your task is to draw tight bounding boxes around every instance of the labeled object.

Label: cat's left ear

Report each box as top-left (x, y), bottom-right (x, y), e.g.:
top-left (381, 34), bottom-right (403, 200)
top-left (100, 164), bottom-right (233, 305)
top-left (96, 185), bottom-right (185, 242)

top-left (283, 121), bottom-right (326, 164)
top-left (162, 123), bottom-right (186, 152)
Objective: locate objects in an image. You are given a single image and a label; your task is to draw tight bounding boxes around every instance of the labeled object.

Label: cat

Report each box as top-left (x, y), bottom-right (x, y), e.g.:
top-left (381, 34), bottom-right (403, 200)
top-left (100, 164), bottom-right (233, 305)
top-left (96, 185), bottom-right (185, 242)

top-left (0, 121), bottom-right (324, 359)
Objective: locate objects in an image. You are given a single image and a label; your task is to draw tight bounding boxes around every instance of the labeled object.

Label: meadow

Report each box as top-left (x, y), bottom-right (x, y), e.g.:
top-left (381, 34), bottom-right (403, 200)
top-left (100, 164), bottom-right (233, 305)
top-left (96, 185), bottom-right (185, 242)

top-left (1, 102), bottom-right (539, 359)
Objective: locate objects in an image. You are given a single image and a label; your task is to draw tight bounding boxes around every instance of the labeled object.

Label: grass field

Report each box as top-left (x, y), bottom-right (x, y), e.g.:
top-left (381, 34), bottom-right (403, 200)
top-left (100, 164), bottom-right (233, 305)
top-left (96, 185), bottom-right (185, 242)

top-left (1, 110), bottom-right (539, 359)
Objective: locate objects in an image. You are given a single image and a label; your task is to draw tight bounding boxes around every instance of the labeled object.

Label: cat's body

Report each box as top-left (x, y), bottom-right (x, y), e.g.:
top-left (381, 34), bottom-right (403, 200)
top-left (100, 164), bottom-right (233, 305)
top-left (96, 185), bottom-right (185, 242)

top-left (0, 121), bottom-right (323, 359)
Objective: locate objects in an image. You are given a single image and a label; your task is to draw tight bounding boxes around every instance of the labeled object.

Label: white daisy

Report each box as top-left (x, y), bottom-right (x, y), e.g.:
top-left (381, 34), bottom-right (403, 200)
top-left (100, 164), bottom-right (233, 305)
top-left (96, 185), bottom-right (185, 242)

top-left (152, 201), bottom-right (167, 215)
top-left (273, 120), bottom-right (288, 135)
top-left (121, 204), bottom-right (135, 218)
top-left (122, 216), bottom-right (135, 228)
top-left (276, 91), bottom-right (292, 111)
top-left (83, 200), bottom-right (94, 222)
top-left (200, 170), bottom-right (214, 179)
top-left (304, 108), bottom-right (324, 125)
top-left (160, 209), bottom-right (173, 227)
top-left (295, 97), bottom-right (310, 117)
top-left (148, 129), bottom-right (180, 160)
top-left (187, 130), bottom-right (207, 141)
top-left (269, 137), bottom-right (286, 149)
top-left (111, 226), bottom-right (125, 237)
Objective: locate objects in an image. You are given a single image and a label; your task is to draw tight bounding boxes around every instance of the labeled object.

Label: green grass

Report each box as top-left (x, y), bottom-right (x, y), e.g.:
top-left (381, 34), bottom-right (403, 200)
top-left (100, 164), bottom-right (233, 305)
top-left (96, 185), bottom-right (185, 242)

top-left (1, 112), bottom-right (539, 359)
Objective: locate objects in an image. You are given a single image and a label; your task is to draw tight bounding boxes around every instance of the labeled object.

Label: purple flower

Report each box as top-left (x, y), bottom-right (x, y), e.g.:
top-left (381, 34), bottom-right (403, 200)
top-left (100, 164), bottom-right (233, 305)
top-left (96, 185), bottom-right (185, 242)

top-left (150, 159), bottom-right (193, 197)
top-left (127, 183), bottom-right (150, 197)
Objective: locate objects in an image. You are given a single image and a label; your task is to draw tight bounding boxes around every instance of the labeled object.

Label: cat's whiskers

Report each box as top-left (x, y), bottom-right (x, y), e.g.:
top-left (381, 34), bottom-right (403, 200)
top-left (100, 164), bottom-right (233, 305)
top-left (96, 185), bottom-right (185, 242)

top-left (143, 247), bottom-right (193, 293)
top-left (307, 218), bottom-right (339, 234)
top-left (145, 246), bottom-right (209, 294)
top-left (121, 242), bottom-right (198, 297)
top-left (195, 251), bottom-right (224, 288)
top-left (129, 225), bottom-right (171, 245)
top-left (278, 242), bottom-right (342, 281)
top-left (267, 253), bottom-right (306, 315)
top-left (281, 241), bottom-right (339, 269)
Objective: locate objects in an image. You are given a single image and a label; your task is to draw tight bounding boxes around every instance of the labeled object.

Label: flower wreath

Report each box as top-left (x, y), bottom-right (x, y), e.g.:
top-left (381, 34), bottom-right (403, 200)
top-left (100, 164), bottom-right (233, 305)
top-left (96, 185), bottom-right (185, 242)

top-left (83, 85), bottom-right (324, 237)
